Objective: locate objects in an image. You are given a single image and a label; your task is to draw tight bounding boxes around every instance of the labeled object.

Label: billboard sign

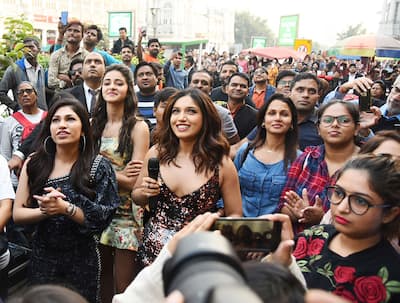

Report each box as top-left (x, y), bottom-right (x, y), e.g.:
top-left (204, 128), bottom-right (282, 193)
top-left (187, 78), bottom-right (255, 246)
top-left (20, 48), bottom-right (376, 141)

top-left (278, 15), bottom-right (299, 46)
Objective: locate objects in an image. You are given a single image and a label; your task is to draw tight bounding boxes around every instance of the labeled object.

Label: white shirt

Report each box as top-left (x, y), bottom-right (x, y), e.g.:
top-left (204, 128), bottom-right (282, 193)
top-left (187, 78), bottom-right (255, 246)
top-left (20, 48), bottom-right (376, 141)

top-left (0, 155), bottom-right (15, 200)
top-left (24, 58), bottom-right (41, 88)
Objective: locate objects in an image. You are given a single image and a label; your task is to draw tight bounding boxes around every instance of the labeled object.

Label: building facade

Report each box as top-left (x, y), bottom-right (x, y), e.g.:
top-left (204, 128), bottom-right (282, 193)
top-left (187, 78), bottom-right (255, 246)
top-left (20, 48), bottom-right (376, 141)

top-left (378, 0), bottom-right (400, 39)
top-left (0, 0), bottom-right (234, 52)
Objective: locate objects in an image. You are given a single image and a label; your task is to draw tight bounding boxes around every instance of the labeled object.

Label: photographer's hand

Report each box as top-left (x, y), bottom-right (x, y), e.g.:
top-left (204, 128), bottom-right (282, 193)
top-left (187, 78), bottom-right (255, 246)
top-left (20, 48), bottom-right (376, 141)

top-left (165, 290), bottom-right (184, 303)
top-left (260, 214), bottom-right (294, 267)
top-left (167, 212), bottom-right (220, 254)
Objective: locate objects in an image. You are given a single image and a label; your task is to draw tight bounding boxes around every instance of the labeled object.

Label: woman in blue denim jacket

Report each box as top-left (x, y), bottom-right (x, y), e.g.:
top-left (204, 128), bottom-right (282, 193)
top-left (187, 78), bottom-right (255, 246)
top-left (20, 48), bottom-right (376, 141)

top-left (234, 94), bottom-right (300, 216)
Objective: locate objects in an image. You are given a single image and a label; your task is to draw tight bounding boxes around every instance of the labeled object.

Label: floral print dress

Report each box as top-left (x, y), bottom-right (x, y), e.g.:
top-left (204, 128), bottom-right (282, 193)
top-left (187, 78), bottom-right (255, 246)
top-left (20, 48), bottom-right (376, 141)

top-left (293, 224), bottom-right (400, 303)
top-left (99, 137), bottom-right (144, 251)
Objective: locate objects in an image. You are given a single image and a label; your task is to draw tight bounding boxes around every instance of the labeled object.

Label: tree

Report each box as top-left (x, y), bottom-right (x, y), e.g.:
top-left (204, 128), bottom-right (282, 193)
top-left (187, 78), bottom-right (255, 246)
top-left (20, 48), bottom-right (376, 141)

top-left (0, 15), bottom-right (37, 78)
top-left (336, 23), bottom-right (367, 41)
top-left (234, 11), bottom-right (275, 49)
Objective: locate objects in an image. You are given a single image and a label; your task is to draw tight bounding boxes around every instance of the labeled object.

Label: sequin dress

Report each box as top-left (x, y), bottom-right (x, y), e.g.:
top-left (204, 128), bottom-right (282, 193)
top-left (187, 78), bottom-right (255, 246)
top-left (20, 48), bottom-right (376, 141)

top-left (29, 156), bottom-right (120, 303)
top-left (139, 167), bottom-right (220, 265)
top-left (99, 137), bottom-right (144, 251)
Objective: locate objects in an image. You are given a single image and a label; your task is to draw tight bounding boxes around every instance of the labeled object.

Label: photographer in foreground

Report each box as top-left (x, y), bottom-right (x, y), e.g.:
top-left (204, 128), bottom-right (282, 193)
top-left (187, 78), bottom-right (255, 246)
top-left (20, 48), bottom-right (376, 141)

top-left (113, 212), bottom-right (350, 303)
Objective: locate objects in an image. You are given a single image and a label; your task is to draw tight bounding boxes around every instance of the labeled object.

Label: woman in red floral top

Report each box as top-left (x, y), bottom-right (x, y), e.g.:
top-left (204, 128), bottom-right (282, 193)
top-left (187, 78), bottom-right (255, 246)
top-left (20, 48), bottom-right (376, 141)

top-left (293, 154), bottom-right (400, 303)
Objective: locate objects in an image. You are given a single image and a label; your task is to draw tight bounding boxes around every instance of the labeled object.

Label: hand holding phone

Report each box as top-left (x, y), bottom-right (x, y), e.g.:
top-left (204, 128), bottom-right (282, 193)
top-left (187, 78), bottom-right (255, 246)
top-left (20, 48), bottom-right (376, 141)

top-left (212, 218), bottom-right (282, 253)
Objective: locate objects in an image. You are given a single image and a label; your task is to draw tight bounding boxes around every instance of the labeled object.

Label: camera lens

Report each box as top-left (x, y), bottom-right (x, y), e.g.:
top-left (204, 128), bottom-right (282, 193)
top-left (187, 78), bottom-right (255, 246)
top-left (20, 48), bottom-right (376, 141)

top-left (163, 232), bottom-right (262, 303)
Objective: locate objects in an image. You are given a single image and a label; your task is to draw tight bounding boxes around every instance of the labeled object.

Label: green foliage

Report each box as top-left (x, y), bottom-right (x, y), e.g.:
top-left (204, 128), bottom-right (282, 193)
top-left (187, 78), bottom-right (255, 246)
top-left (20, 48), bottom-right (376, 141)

top-left (0, 15), bottom-right (38, 78)
top-left (234, 11), bottom-right (275, 49)
top-left (336, 23), bottom-right (367, 41)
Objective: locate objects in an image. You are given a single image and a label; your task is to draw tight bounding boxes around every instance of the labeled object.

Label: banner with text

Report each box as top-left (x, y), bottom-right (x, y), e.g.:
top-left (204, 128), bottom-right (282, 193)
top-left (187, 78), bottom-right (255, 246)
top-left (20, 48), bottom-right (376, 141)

top-left (278, 15), bottom-right (299, 47)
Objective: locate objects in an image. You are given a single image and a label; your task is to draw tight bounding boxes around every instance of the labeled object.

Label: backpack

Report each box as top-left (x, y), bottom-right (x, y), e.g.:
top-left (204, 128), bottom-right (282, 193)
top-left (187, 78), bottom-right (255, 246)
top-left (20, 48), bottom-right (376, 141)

top-left (12, 111), bottom-right (47, 142)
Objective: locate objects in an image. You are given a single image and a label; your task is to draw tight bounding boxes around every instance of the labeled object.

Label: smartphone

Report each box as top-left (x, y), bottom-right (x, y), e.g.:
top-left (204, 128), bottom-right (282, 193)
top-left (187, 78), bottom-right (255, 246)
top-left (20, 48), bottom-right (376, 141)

top-left (140, 26), bottom-right (147, 38)
top-left (61, 11), bottom-right (68, 26)
top-left (358, 89), bottom-right (372, 112)
top-left (212, 218), bottom-right (281, 253)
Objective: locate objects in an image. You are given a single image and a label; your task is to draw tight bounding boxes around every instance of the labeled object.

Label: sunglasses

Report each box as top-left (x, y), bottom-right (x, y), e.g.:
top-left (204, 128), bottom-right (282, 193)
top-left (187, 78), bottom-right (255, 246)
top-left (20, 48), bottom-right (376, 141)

top-left (69, 69), bottom-right (82, 76)
top-left (17, 88), bottom-right (34, 96)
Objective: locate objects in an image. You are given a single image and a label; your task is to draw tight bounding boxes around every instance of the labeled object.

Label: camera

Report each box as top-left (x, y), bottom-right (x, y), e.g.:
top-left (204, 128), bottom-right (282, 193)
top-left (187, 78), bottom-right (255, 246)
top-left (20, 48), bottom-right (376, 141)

top-left (163, 232), bottom-right (262, 303)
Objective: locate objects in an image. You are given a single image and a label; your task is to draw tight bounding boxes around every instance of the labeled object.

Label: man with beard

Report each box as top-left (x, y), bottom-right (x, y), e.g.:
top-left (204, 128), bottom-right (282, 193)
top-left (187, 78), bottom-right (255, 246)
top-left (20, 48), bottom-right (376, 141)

top-left (68, 58), bottom-right (84, 87)
top-left (137, 30), bottom-right (161, 63)
top-left (65, 52), bottom-right (105, 117)
top-left (0, 37), bottom-right (47, 111)
top-left (48, 20), bottom-right (88, 90)
top-left (373, 75), bottom-right (400, 132)
top-left (134, 62), bottom-right (159, 127)
top-left (121, 45), bottom-right (136, 74)
top-left (55, 23), bottom-right (119, 67)
top-left (248, 67), bottom-right (276, 109)
top-left (210, 61), bottom-right (254, 107)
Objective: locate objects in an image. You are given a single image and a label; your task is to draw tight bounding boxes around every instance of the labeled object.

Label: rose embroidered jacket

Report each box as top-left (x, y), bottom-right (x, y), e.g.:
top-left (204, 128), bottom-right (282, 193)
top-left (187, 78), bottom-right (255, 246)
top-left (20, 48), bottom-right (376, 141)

top-left (293, 225), bottom-right (400, 303)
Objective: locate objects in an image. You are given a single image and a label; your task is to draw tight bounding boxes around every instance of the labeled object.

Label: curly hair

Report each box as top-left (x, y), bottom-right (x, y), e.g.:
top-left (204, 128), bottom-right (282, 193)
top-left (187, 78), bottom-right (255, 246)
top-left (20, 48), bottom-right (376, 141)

top-left (154, 88), bottom-right (229, 174)
top-left (91, 64), bottom-right (138, 163)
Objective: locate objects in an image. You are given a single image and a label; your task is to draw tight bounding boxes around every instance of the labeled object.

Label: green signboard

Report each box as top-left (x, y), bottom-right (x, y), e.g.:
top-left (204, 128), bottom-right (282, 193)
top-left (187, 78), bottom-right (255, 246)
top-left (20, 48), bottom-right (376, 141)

top-left (108, 12), bottom-right (133, 37)
top-left (251, 36), bottom-right (267, 48)
top-left (278, 15), bottom-right (299, 46)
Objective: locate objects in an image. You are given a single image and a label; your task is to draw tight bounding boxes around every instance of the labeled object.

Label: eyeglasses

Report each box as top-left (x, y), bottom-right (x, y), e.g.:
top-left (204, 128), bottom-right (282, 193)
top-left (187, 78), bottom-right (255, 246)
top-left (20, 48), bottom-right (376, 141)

top-left (69, 69), bottom-right (82, 76)
top-left (17, 88), bottom-right (34, 96)
top-left (319, 115), bottom-right (353, 126)
top-left (326, 185), bottom-right (392, 216)
top-left (277, 80), bottom-right (292, 87)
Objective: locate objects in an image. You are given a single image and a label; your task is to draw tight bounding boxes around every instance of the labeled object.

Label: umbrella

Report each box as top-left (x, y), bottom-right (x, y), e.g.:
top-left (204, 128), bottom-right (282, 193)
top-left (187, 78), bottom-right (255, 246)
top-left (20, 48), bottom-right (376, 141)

top-left (241, 47), bottom-right (306, 60)
top-left (333, 34), bottom-right (400, 58)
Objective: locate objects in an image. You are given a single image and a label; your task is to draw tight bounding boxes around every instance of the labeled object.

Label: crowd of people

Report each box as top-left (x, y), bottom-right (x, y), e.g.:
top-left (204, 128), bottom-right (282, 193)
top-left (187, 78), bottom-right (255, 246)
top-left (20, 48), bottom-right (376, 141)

top-left (0, 18), bottom-right (400, 303)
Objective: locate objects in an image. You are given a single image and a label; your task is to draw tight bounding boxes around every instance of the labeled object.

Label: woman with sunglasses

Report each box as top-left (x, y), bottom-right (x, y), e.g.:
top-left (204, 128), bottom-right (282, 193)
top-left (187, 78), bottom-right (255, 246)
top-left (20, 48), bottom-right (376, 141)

top-left (0, 81), bottom-right (47, 187)
top-left (278, 100), bottom-right (360, 234)
top-left (292, 154), bottom-right (400, 302)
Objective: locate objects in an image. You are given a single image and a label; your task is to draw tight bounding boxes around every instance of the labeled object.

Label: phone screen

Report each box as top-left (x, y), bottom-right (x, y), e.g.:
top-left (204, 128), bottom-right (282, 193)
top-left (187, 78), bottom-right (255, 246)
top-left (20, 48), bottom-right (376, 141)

top-left (212, 218), bottom-right (281, 253)
top-left (61, 11), bottom-right (68, 26)
top-left (358, 89), bottom-right (372, 112)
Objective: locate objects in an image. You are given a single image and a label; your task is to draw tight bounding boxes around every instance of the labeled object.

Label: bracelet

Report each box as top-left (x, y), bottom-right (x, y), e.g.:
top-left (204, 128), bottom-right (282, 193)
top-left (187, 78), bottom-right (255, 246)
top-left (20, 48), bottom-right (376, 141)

top-left (66, 202), bottom-right (76, 216)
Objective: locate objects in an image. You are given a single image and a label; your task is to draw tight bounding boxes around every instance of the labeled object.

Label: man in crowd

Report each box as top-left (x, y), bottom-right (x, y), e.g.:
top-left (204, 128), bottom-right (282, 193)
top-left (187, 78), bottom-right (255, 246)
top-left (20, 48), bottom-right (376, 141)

top-left (121, 45), bottom-right (136, 74)
top-left (0, 37), bottom-right (47, 111)
top-left (137, 30), bottom-right (161, 63)
top-left (65, 52), bottom-right (105, 116)
top-left (164, 52), bottom-right (188, 90)
top-left (48, 20), bottom-right (88, 90)
top-left (248, 66), bottom-right (276, 109)
top-left (135, 62), bottom-right (159, 127)
top-left (111, 27), bottom-right (134, 54)
top-left (275, 70), bottom-right (297, 96)
top-left (185, 55), bottom-right (196, 84)
top-left (68, 58), bottom-right (84, 87)
top-left (189, 70), bottom-right (240, 144)
top-left (210, 61), bottom-right (254, 106)
top-left (218, 72), bottom-right (257, 139)
top-left (55, 23), bottom-right (119, 67)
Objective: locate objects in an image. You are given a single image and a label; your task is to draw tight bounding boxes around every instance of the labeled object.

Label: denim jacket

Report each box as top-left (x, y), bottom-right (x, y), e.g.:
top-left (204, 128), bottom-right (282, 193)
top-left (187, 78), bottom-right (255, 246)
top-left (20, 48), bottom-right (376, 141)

top-left (234, 142), bottom-right (289, 217)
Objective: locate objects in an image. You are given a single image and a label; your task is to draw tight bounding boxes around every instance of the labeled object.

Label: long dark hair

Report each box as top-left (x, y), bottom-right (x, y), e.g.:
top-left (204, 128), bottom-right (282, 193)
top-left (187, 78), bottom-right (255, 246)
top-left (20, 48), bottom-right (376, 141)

top-left (243, 93), bottom-right (298, 171)
top-left (155, 88), bottom-right (229, 174)
top-left (91, 64), bottom-right (138, 163)
top-left (27, 93), bottom-right (95, 202)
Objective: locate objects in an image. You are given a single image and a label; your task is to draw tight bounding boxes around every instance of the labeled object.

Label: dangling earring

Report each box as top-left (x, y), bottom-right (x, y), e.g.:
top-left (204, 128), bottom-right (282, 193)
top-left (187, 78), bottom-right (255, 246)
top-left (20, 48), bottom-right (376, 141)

top-left (80, 135), bottom-right (86, 153)
top-left (44, 136), bottom-right (55, 154)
